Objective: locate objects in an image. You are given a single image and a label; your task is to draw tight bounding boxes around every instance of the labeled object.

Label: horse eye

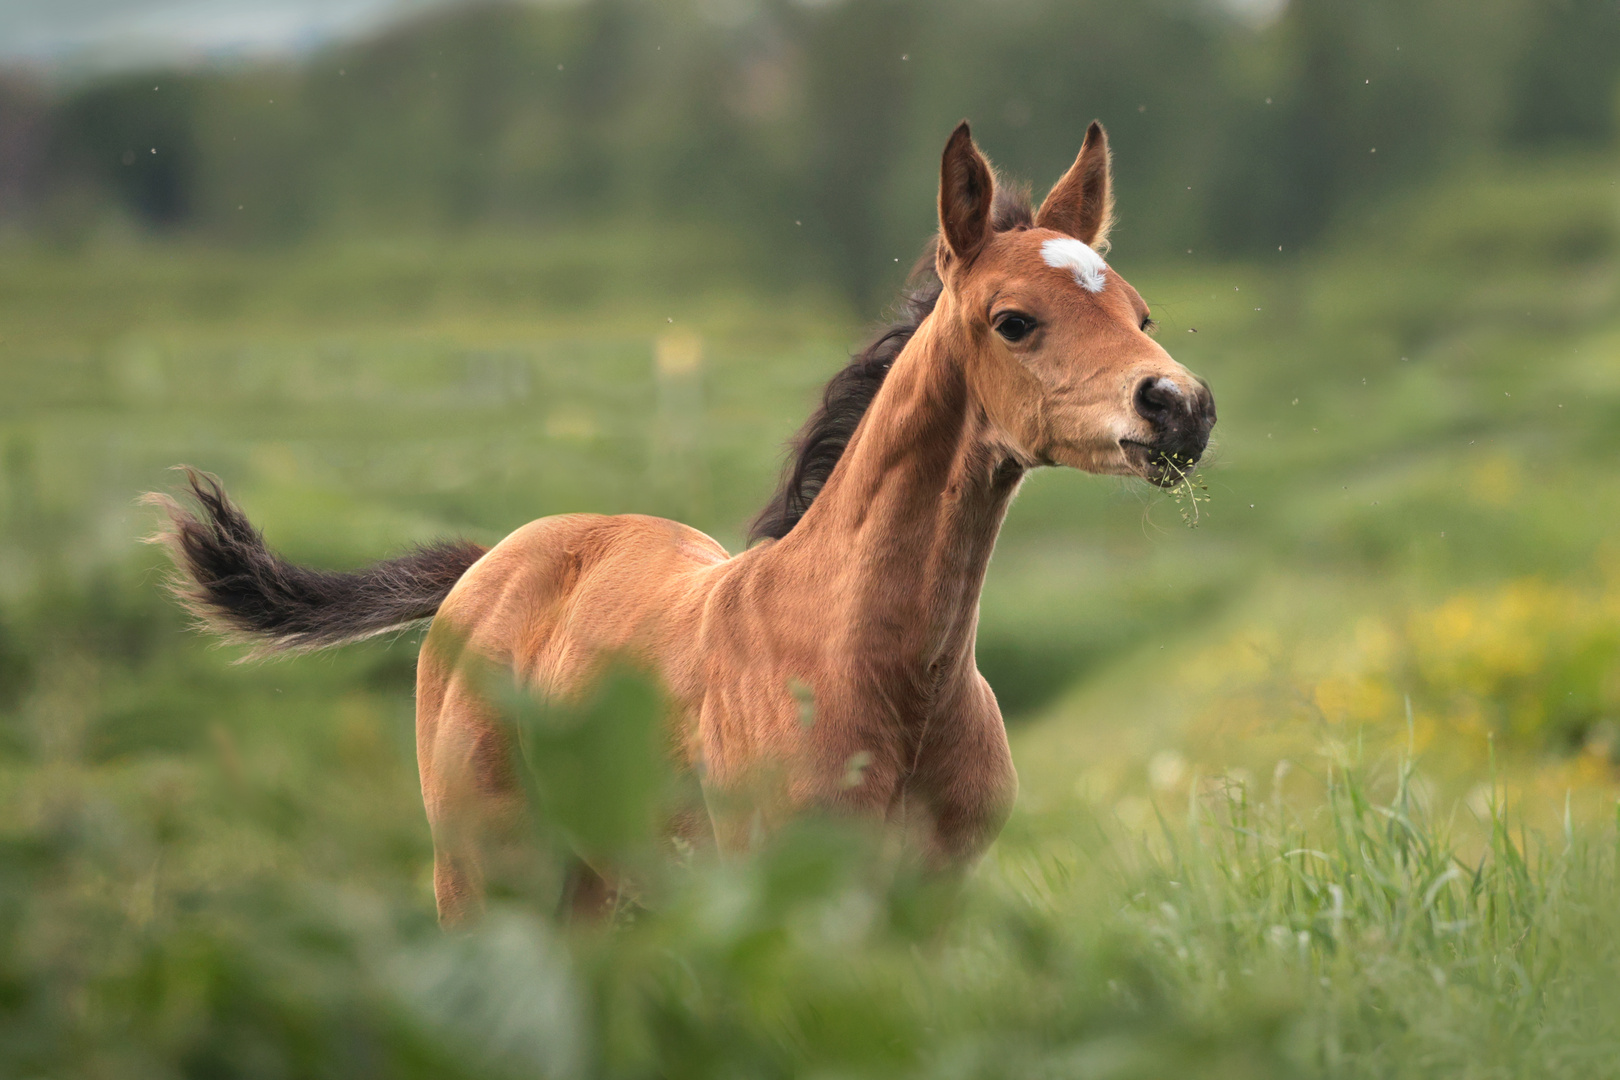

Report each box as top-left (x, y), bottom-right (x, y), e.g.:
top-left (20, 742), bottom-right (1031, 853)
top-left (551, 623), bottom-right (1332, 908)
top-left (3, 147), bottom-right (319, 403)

top-left (1140, 316), bottom-right (1157, 333)
top-left (995, 313), bottom-right (1036, 343)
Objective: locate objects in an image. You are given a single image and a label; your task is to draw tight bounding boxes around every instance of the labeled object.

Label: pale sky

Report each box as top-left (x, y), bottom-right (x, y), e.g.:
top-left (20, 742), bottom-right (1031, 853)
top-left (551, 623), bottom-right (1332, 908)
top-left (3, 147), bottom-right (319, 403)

top-left (0, 0), bottom-right (1285, 76)
top-left (0, 0), bottom-right (456, 73)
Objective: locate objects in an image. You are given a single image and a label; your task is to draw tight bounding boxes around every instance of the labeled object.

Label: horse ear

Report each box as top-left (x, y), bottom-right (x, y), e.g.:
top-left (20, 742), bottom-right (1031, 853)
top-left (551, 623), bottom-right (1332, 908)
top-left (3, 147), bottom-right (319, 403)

top-left (1035, 120), bottom-right (1114, 251)
top-left (937, 121), bottom-right (995, 266)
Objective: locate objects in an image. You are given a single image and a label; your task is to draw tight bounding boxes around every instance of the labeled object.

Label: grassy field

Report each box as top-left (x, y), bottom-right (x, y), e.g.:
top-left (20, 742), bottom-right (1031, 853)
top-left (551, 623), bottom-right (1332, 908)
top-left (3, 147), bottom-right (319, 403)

top-left (3, 153), bottom-right (1620, 1076)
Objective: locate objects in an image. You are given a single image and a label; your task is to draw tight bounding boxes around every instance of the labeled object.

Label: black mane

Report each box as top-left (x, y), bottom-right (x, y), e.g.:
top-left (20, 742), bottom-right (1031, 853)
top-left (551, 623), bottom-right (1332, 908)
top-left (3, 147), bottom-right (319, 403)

top-left (748, 183), bottom-right (1035, 544)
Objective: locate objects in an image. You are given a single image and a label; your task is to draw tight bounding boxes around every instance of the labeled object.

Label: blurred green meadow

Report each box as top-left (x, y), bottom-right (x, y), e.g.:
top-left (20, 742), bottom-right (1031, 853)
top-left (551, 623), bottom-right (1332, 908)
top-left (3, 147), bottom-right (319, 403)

top-left (5, 0), bottom-right (1620, 1075)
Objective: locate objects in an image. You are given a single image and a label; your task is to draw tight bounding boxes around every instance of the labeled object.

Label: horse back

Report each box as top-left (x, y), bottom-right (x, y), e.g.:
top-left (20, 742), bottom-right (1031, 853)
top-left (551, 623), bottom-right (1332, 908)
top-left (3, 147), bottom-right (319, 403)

top-left (428, 512), bottom-right (728, 696)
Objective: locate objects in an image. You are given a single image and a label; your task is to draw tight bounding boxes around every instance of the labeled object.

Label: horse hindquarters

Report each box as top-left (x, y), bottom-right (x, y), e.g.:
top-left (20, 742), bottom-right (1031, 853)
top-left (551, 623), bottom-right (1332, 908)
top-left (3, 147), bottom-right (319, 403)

top-left (413, 516), bottom-right (594, 923)
top-left (413, 514), bottom-right (725, 923)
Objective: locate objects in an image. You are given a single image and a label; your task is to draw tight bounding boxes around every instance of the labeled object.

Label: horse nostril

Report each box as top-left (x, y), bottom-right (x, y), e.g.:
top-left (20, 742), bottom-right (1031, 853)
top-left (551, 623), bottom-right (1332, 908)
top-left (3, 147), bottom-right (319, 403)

top-left (1133, 377), bottom-right (1181, 427)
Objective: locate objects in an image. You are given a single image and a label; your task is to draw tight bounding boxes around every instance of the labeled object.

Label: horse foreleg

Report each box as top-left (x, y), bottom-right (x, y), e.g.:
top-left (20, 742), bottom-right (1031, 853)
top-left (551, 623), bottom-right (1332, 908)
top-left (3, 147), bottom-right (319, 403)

top-left (902, 682), bottom-right (1018, 872)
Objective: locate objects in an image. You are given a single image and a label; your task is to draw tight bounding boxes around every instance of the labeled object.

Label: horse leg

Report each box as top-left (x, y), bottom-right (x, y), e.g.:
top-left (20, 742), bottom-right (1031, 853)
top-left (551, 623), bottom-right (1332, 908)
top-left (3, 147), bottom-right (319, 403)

top-left (424, 764), bottom-right (540, 925)
top-left (417, 640), bottom-right (536, 926)
top-left (559, 859), bottom-right (616, 920)
top-left (422, 754), bottom-right (530, 926)
top-left (902, 680), bottom-right (1018, 871)
top-left (431, 845), bottom-right (487, 927)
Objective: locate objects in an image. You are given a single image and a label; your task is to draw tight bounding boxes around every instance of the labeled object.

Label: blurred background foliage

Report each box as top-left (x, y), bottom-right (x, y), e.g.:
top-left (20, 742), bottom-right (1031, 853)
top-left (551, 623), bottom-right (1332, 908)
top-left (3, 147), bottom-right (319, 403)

top-left (6, 0), bottom-right (1620, 300)
top-left (4, 0), bottom-right (1620, 1075)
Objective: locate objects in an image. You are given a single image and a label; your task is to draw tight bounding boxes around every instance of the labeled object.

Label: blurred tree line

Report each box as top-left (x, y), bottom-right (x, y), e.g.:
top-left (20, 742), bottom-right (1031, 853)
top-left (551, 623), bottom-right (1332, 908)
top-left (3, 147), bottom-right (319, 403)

top-left (2, 0), bottom-right (1618, 301)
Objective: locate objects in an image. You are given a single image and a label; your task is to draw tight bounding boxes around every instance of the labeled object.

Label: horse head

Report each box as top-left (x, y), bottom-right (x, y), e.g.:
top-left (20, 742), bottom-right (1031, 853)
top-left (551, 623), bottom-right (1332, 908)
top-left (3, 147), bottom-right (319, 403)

top-left (930, 121), bottom-right (1215, 486)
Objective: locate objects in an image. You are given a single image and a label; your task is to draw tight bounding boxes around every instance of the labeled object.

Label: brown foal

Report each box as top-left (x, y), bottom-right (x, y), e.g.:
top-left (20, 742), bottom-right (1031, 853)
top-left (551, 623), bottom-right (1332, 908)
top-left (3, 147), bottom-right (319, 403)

top-left (150, 121), bottom-right (1215, 924)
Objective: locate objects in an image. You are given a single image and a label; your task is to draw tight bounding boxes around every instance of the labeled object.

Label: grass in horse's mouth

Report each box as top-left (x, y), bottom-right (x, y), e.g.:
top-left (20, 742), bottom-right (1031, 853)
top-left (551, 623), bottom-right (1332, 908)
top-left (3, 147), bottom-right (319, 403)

top-left (1157, 453), bottom-right (1210, 527)
top-left (1120, 442), bottom-right (1210, 526)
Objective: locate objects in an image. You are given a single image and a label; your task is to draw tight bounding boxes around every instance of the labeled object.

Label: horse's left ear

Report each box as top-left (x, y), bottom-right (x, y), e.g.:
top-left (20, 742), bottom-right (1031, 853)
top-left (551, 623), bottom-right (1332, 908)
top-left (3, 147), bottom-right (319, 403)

top-left (938, 120), bottom-right (996, 267)
top-left (1035, 120), bottom-right (1114, 251)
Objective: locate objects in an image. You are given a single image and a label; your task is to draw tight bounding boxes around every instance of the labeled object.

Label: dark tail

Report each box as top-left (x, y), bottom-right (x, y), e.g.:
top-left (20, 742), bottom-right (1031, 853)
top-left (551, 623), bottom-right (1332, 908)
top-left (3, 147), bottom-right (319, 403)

top-left (144, 468), bottom-right (488, 658)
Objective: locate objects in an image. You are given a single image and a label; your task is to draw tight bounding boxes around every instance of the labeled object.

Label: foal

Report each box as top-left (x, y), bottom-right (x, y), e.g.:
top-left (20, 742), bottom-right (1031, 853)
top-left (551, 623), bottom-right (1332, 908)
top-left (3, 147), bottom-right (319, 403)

top-left (151, 121), bottom-right (1215, 924)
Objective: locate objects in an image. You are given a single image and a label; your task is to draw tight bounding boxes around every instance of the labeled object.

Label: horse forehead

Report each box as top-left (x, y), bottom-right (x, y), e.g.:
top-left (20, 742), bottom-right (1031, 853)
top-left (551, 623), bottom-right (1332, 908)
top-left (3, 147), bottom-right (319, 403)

top-left (980, 233), bottom-right (1137, 314)
top-left (1038, 236), bottom-right (1108, 293)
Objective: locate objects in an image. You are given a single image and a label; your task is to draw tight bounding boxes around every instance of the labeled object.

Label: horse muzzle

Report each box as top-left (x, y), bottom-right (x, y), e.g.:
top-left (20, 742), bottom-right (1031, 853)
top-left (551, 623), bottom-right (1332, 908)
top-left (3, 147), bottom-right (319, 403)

top-left (1124, 375), bottom-right (1216, 485)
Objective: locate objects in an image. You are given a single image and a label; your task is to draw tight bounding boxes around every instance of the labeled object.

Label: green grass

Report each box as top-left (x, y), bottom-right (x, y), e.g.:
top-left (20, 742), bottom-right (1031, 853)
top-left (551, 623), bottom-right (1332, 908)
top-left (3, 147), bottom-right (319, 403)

top-left (3, 154), bottom-right (1620, 1075)
top-left (7, 674), bottom-right (1619, 1078)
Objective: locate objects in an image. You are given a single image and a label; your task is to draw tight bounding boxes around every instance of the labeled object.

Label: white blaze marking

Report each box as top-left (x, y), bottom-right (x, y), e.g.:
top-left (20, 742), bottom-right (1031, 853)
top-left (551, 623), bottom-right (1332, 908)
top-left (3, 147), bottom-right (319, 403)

top-left (1040, 237), bottom-right (1108, 293)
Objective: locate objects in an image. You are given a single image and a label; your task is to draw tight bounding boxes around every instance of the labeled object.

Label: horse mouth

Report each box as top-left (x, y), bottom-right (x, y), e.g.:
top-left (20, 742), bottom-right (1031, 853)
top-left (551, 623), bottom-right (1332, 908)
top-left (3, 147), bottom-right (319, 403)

top-left (1120, 440), bottom-right (1201, 488)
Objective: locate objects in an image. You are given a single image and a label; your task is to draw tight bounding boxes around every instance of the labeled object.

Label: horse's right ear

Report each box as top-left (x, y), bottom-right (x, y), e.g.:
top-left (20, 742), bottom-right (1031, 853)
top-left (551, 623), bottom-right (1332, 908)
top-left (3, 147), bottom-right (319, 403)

top-left (937, 121), bottom-right (995, 268)
top-left (1036, 120), bottom-right (1114, 251)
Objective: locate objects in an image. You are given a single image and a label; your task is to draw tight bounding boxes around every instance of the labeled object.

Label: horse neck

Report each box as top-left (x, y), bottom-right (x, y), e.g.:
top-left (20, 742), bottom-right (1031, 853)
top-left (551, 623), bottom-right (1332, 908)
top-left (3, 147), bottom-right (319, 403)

top-left (774, 309), bottom-right (1023, 673)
